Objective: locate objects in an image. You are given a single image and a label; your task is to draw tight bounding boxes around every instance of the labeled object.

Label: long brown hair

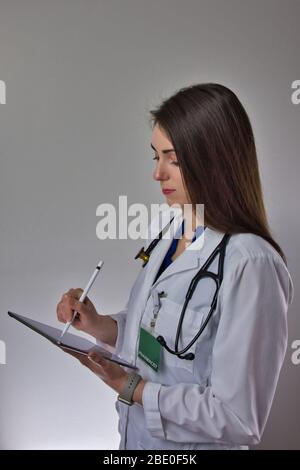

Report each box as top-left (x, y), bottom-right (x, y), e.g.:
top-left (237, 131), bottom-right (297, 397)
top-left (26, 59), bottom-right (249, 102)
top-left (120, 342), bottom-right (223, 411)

top-left (149, 83), bottom-right (286, 264)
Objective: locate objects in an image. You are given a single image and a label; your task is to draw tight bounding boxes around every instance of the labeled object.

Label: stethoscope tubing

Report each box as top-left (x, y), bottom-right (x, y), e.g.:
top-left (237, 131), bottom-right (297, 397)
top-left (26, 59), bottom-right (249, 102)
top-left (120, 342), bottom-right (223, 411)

top-left (135, 217), bottom-right (231, 360)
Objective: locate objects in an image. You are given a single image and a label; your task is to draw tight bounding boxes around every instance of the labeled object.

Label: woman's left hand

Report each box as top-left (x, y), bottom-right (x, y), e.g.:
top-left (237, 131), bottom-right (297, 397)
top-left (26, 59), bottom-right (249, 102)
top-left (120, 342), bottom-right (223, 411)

top-left (62, 347), bottom-right (128, 394)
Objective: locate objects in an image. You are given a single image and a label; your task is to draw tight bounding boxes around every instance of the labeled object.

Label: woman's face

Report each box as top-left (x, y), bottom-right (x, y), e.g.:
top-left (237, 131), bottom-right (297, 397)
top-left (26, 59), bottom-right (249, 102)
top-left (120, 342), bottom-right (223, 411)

top-left (151, 124), bottom-right (190, 207)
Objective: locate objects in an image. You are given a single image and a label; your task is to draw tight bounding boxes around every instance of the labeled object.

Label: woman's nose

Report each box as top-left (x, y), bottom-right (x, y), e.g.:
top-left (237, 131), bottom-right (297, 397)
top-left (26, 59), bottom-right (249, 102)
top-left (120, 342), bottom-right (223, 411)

top-left (153, 161), bottom-right (169, 181)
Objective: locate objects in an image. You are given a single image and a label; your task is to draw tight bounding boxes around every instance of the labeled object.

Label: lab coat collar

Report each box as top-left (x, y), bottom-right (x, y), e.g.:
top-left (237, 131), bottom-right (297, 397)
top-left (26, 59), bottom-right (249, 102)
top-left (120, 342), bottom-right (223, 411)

top-left (145, 211), bottom-right (226, 290)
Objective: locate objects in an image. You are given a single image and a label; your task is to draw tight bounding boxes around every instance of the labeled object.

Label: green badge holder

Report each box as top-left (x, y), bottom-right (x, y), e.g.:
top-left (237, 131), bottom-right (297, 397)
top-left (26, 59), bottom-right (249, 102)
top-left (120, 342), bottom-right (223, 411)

top-left (138, 326), bottom-right (161, 372)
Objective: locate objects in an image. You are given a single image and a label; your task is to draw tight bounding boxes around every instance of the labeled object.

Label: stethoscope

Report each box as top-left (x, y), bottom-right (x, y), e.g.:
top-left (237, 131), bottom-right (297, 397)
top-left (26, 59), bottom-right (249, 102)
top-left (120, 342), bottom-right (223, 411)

top-left (135, 217), bottom-right (231, 361)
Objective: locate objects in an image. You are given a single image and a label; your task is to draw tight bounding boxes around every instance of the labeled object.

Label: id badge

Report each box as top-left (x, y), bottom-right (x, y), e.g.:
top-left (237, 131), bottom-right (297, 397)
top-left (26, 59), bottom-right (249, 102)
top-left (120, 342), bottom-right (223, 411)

top-left (138, 325), bottom-right (161, 372)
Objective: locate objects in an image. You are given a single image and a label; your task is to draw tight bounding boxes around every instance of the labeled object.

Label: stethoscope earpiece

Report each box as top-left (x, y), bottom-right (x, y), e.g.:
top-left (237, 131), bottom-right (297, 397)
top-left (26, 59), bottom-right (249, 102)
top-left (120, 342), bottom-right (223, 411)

top-left (134, 247), bottom-right (150, 267)
top-left (134, 216), bottom-right (176, 268)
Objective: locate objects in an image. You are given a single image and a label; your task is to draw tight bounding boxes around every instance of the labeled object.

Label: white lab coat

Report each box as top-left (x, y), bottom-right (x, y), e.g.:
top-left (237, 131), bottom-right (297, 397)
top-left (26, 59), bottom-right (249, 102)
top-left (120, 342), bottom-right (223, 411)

top-left (108, 209), bottom-right (294, 450)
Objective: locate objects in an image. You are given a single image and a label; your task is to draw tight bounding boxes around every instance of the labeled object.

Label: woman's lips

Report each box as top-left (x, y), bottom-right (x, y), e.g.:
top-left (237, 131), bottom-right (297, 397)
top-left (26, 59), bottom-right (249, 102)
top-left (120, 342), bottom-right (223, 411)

top-left (162, 189), bottom-right (176, 195)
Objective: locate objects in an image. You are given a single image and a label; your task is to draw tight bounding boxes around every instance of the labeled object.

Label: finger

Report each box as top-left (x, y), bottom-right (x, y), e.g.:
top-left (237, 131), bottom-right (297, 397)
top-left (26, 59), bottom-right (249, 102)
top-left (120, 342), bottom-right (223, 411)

top-left (57, 300), bottom-right (75, 323)
top-left (56, 301), bottom-right (63, 321)
top-left (88, 352), bottom-right (108, 368)
top-left (67, 288), bottom-right (84, 300)
top-left (67, 297), bottom-right (88, 315)
top-left (62, 349), bottom-right (91, 368)
top-left (57, 301), bottom-right (71, 323)
top-left (60, 347), bottom-right (82, 360)
top-left (60, 295), bottom-right (84, 317)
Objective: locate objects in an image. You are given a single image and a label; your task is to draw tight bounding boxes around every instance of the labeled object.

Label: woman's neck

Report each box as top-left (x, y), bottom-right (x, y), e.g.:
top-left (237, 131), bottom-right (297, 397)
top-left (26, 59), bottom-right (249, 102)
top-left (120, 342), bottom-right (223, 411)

top-left (183, 211), bottom-right (204, 231)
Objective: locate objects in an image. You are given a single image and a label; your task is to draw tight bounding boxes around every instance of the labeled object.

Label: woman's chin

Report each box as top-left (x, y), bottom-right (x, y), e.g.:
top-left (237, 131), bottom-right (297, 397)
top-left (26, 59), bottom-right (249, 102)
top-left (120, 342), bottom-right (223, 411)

top-left (164, 197), bottom-right (183, 210)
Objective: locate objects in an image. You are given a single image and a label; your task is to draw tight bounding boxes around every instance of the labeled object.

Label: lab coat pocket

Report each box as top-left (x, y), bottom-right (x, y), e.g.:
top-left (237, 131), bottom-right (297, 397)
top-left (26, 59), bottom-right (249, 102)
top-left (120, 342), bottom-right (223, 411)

top-left (154, 297), bottom-right (208, 376)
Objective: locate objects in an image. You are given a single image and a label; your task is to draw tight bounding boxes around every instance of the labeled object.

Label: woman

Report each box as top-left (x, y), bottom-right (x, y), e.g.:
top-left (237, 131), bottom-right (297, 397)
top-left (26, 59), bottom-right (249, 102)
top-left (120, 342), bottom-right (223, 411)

top-left (56, 83), bottom-right (294, 450)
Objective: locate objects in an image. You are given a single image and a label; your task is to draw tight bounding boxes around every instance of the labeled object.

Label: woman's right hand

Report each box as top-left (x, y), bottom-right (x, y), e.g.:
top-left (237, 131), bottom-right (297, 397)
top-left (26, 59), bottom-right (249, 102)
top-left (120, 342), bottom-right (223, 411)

top-left (56, 288), bottom-right (101, 337)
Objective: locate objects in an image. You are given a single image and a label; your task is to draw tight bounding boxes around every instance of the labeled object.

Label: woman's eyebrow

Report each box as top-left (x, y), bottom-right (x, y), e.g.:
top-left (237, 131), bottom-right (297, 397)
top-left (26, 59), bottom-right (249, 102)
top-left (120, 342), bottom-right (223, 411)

top-left (150, 143), bottom-right (175, 154)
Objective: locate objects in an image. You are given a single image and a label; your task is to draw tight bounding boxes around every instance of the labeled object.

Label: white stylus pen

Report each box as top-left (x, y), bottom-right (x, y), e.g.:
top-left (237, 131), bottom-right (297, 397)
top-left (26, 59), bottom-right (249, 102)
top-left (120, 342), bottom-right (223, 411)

top-left (59, 259), bottom-right (104, 341)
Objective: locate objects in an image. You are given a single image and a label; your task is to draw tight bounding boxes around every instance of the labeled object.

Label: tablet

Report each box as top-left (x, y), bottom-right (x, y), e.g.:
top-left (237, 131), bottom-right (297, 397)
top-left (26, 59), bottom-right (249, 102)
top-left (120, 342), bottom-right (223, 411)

top-left (8, 311), bottom-right (136, 369)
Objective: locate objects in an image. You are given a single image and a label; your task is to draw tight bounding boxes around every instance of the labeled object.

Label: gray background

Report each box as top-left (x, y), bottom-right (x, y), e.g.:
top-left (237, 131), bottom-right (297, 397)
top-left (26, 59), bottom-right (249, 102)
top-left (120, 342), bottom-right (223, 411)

top-left (0, 0), bottom-right (299, 450)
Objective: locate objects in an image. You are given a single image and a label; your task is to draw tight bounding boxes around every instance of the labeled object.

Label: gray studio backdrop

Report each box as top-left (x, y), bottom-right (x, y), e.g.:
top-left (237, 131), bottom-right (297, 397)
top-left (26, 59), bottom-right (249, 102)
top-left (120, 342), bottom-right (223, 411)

top-left (0, 0), bottom-right (299, 450)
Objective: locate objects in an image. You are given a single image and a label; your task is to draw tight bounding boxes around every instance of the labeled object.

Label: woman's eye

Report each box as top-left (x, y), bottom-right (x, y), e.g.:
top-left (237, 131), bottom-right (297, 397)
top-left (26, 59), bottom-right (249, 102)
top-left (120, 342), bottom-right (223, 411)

top-left (152, 154), bottom-right (179, 166)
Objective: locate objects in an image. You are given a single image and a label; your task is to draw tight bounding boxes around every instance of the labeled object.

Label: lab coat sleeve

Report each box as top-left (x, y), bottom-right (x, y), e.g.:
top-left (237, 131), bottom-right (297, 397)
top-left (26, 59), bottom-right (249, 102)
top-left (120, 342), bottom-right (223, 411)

top-left (96, 304), bottom-right (128, 357)
top-left (109, 308), bottom-right (128, 357)
top-left (142, 253), bottom-right (293, 445)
